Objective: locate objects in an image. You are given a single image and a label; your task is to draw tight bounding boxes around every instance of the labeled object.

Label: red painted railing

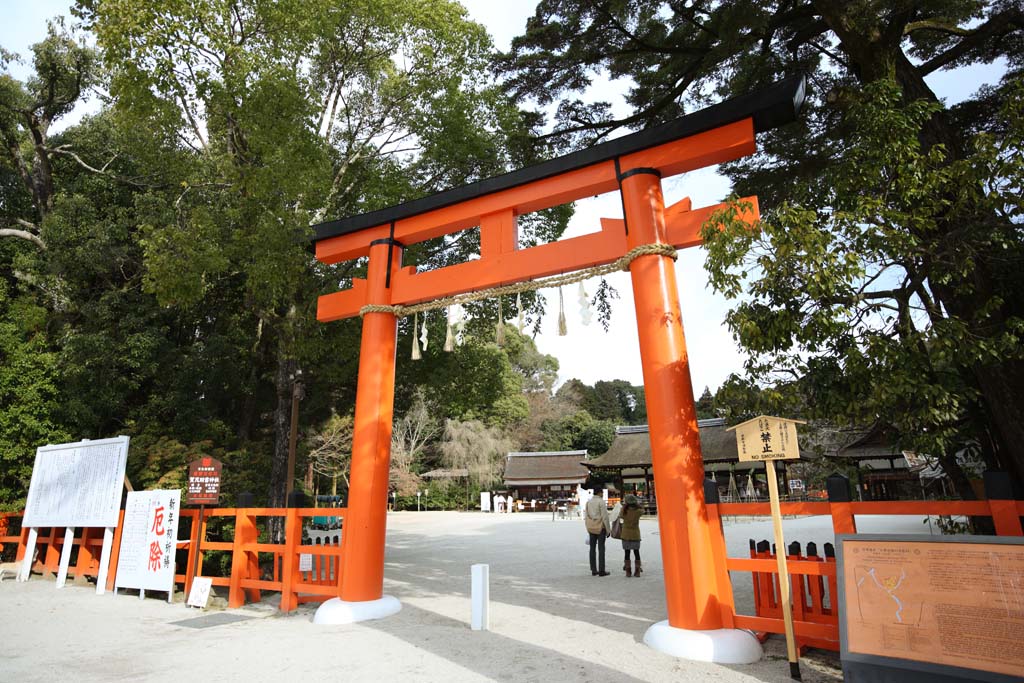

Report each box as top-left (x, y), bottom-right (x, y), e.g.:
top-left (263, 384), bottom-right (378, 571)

top-left (0, 506), bottom-right (347, 612)
top-left (704, 492), bottom-right (1024, 651)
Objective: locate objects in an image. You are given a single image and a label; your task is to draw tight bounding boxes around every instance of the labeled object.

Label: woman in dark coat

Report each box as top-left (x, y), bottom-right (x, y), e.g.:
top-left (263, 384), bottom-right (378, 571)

top-left (619, 493), bottom-right (643, 577)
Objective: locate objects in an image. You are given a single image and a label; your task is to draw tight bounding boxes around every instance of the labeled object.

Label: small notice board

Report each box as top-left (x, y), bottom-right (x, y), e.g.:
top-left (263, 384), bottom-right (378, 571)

top-left (187, 457), bottom-right (222, 505)
top-left (728, 415), bottom-right (803, 462)
top-left (114, 490), bottom-right (181, 600)
top-left (838, 534), bottom-right (1024, 682)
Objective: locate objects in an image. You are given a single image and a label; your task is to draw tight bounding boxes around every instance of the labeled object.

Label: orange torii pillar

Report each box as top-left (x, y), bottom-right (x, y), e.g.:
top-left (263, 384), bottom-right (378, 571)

top-left (310, 75), bottom-right (804, 661)
top-left (314, 238), bottom-right (404, 622)
top-left (621, 171), bottom-right (760, 661)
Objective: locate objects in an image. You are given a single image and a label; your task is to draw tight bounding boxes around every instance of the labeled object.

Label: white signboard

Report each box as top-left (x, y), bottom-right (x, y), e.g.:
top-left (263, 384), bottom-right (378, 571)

top-left (115, 490), bottom-right (181, 594)
top-left (23, 436), bottom-right (130, 528)
top-left (729, 415), bottom-right (803, 462)
top-left (187, 576), bottom-right (213, 608)
top-left (788, 479), bottom-right (805, 492)
top-left (480, 492), bottom-right (491, 512)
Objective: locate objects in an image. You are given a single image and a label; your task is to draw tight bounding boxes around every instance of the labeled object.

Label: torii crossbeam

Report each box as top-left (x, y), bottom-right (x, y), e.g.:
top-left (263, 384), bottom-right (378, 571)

top-left (311, 75), bottom-right (805, 659)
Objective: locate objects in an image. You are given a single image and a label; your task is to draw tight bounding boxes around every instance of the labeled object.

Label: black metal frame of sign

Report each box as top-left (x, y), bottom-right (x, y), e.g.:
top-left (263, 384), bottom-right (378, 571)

top-left (837, 533), bottom-right (1024, 683)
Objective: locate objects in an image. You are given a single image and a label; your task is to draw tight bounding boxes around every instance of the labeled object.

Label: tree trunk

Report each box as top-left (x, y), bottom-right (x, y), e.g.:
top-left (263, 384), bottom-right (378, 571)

top-left (973, 363), bottom-right (1024, 488)
top-left (267, 347), bottom-right (296, 542)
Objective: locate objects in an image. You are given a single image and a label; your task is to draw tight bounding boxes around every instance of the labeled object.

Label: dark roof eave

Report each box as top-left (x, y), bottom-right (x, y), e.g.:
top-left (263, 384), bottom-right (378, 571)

top-left (312, 74), bottom-right (806, 243)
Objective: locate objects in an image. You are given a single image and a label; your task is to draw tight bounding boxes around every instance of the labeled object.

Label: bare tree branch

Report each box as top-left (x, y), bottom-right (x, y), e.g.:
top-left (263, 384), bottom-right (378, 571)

top-left (0, 226), bottom-right (46, 249)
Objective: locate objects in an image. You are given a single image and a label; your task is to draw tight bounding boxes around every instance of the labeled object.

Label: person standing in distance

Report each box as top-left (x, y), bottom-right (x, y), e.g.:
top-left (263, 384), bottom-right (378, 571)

top-left (584, 491), bottom-right (612, 576)
top-left (619, 494), bottom-right (644, 576)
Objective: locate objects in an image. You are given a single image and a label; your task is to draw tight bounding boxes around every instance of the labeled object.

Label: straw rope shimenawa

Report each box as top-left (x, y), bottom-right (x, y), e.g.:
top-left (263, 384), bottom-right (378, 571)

top-left (358, 242), bottom-right (678, 318)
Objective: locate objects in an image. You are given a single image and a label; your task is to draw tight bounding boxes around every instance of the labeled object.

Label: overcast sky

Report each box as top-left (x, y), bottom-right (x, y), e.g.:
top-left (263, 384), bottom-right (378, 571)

top-left (2, 1), bottom-right (1004, 395)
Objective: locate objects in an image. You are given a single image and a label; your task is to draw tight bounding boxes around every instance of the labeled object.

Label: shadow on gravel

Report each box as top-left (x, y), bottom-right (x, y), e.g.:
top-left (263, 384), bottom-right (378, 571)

top-left (362, 600), bottom-right (652, 683)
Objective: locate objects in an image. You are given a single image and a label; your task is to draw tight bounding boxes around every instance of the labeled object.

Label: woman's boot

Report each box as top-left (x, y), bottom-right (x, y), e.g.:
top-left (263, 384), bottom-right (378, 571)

top-left (624, 557), bottom-right (632, 577)
top-left (634, 559), bottom-right (642, 577)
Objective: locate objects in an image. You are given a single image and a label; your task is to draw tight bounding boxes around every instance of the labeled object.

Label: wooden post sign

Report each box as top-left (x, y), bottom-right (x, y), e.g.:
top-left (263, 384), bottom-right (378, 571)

top-left (729, 415), bottom-right (805, 680)
top-left (187, 457), bottom-right (222, 506)
top-left (186, 457), bottom-right (221, 595)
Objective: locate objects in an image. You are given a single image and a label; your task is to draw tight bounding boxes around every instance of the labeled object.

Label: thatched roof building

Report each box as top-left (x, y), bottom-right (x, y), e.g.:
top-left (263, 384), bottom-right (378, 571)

top-left (503, 450), bottom-right (589, 498)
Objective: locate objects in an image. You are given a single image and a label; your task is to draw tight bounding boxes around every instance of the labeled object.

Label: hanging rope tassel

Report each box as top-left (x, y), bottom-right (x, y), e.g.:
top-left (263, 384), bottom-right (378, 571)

top-left (411, 312), bottom-right (422, 360)
top-left (495, 297), bottom-right (506, 346)
top-left (558, 287), bottom-right (567, 336)
top-left (444, 307), bottom-right (455, 352)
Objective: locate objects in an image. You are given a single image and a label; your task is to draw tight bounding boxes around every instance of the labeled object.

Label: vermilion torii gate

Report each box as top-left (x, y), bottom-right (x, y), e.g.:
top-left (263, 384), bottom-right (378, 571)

top-left (310, 76), bottom-right (804, 661)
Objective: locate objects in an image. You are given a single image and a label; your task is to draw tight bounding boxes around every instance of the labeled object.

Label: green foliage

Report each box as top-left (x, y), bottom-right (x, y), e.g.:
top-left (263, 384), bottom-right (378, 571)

top-left (695, 386), bottom-right (715, 419)
top-left (703, 81), bottom-right (1024, 471)
top-left (0, 279), bottom-right (68, 510)
top-left (556, 377), bottom-right (646, 425)
top-left (540, 409), bottom-right (615, 455)
top-left (397, 329), bottom-right (528, 428)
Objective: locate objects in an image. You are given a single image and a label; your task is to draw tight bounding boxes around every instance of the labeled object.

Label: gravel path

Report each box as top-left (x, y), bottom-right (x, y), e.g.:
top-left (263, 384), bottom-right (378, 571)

top-left (0, 511), bottom-right (934, 682)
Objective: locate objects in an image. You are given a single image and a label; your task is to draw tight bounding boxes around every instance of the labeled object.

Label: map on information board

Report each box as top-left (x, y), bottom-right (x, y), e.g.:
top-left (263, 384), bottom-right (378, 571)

top-left (839, 535), bottom-right (1024, 680)
top-left (23, 436), bottom-right (130, 528)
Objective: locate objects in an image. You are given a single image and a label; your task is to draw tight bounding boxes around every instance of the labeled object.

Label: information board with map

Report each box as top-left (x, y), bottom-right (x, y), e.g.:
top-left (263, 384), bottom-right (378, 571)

top-left (838, 534), bottom-right (1024, 682)
top-left (23, 436), bottom-right (130, 528)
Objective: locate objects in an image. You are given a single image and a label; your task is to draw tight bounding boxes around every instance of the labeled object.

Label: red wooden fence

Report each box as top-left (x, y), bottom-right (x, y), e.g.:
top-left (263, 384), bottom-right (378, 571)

top-left (0, 506), bottom-right (347, 612)
top-left (3, 475), bottom-right (1022, 654)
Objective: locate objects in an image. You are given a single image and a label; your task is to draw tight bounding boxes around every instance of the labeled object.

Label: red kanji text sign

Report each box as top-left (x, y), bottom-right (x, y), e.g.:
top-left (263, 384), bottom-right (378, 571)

top-left (187, 457), bottom-right (222, 505)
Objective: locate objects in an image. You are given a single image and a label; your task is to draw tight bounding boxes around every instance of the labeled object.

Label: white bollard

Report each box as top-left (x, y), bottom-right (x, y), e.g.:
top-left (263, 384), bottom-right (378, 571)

top-left (471, 563), bottom-right (489, 631)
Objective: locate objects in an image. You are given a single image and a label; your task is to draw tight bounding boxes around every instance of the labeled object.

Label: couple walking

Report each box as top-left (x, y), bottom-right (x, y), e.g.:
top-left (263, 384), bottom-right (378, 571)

top-left (584, 493), bottom-right (643, 577)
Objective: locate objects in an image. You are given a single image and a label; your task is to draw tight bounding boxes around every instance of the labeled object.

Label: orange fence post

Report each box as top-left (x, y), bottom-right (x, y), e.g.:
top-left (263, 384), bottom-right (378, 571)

top-left (16, 522), bottom-right (29, 564)
top-left (73, 527), bottom-right (94, 584)
top-left (805, 542), bottom-right (826, 619)
top-left (621, 168), bottom-right (722, 631)
top-left (43, 527), bottom-right (60, 576)
top-left (228, 506), bottom-right (251, 608)
top-left (826, 475), bottom-right (857, 535)
top-left (824, 543), bottom-right (838, 618)
top-left (184, 509), bottom-right (200, 596)
top-left (984, 471), bottom-right (1023, 536)
top-left (280, 501), bottom-right (302, 612)
top-left (338, 240), bottom-right (401, 603)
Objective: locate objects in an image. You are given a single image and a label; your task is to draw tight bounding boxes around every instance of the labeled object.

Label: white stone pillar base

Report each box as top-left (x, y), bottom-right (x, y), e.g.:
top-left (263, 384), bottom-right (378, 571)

top-left (313, 595), bottom-right (402, 624)
top-left (643, 621), bottom-right (763, 664)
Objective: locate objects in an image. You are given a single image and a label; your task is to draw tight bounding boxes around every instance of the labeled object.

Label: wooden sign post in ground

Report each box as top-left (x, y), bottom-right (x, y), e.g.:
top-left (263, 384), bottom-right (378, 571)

top-left (186, 457), bottom-right (221, 595)
top-left (729, 415), bottom-right (805, 680)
